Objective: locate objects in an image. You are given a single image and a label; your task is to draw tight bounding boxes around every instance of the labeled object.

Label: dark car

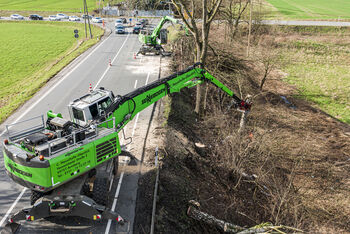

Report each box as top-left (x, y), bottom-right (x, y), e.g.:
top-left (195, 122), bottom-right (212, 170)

top-left (120, 18), bottom-right (127, 24)
top-left (29, 14), bottom-right (43, 20)
top-left (139, 18), bottom-right (149, 26)
top-left (133, 25), bottom-right (141, 34)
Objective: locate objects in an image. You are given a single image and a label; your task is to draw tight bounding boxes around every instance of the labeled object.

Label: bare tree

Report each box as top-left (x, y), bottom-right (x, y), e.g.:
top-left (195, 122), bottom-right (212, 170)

top-left (254, 36), bottom-right (280, 90)
top-left (171, 0), bottom-right (223, 114)
top-left (221, 0), bottom-right (249, 41)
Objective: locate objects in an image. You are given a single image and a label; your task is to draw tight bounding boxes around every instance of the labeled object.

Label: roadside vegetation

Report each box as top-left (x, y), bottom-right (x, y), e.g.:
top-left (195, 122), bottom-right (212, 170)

top-left (273, 26), bottom-right (350, 124)
top-left (265, 0), bottom-right (350, 20)
top-left (134, 3), bottom-right (350, 233)
top-left (0, 21), bottom-right (103, 123)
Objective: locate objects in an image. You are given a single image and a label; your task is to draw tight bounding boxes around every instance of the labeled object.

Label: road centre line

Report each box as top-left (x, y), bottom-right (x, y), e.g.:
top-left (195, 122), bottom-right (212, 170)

top-left (104, 72), bottom-right (151, 233)
top-left (0, 29), bottom-right (118, 228)
top-left (134, 80), bottom-right (138, 89)
top-left (94, 33), bottom-right (130, 90)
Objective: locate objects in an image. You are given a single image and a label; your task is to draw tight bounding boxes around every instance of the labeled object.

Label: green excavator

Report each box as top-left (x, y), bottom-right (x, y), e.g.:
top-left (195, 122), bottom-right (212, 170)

top-left (2, 63), bottom-right (251, 233)
top-left (137, 16), bottom-right (186, 55)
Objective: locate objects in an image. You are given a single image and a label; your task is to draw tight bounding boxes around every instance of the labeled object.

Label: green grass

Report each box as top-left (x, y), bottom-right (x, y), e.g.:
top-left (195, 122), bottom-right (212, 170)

top-left (0, 0), bottom-right (123, 13)
top-left (0, 21), bottom-right (103, 123)
top-left (265, 0), bottom-right (350, 20)
top-left (276, 27), bottom-right (350, 123)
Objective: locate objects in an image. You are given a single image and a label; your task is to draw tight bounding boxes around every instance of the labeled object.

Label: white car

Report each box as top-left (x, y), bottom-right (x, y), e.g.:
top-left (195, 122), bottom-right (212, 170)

top-left (69, 16), bottom-right (80, 21)
top-left (115, 19), bottom-right (123, 25)
top-left (49, 15), bottom-right (61, 21)
top-left (56, 13), bottom-right (69, 19)
top-left (11, 14), bottom-right (24, 20)
top-left (92, 17), bottom-right (103, 23)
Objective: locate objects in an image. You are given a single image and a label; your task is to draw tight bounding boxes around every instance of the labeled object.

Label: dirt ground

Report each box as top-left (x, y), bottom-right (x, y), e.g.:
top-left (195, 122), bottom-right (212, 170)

top-left (134, 25), bottom-right (350, 233)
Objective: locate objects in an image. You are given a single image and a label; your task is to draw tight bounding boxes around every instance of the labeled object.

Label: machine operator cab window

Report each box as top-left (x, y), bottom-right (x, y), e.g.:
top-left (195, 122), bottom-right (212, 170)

top-left (68, 88), bottom-right (114, 127)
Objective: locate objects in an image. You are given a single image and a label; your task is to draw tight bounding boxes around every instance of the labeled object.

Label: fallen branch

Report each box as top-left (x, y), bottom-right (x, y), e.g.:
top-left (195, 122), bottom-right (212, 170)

top-left (187, 202), bottom-right (303, 233)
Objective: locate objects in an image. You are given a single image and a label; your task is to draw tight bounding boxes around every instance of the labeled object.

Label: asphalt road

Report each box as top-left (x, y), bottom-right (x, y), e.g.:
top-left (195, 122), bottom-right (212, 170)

top-left (0, 19), bottom-right (161, 234)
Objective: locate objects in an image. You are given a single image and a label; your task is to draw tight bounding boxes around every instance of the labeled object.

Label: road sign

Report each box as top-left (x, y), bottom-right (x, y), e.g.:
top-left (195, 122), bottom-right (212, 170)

top-left (129, 18), bottom-right (132, 22)
top-left (74, 33), bottom-right (79, 38)
top-left (74, 29), bottom-right (79, 34)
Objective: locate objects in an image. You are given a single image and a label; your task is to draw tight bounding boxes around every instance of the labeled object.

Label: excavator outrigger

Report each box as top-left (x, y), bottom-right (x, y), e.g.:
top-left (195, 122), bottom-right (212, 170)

top-left (137, 16), bottom-right (186, 55)
top-left (1, 63), bottom-right (251, 233)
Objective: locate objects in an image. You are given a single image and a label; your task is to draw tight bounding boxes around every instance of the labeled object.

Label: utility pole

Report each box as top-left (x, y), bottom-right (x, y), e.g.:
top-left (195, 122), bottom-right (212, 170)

top-left (83, 0), bottom-right (93, 39)
top-left (247, 0), bottom-right (252, 57)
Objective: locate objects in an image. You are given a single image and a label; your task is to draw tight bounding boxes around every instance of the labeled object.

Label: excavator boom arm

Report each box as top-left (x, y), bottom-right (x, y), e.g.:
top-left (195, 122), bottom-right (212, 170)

top-left (103, 63), bottom-right (250, 131)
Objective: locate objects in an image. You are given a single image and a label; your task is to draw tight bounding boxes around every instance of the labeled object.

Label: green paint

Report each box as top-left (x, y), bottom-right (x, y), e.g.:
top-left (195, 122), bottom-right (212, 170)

top-left (3, 151), bottom-right (52, 187)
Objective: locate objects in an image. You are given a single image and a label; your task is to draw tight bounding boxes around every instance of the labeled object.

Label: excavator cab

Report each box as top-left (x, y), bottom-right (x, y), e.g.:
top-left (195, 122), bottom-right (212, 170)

top-left (68, 88), bottom-right (114, 126)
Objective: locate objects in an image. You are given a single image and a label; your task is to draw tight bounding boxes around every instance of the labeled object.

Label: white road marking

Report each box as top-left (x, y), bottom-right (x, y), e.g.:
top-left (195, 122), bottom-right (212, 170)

top-left (94, 33), bottom-right (130, 90)
top-left (0, 31), bottom-right (116, 228)
top-left (134, 80), bottom-right (138, 89)
top-left (0, 188), bottom-right (27, 227)
top-left (104, 72), bottom-right (150, 233)
top-left (145, 72), bottom-right (150, 85)
top-left (0, 33), bottom-right (113, 137)
top-left (104, 171), bottom-right (124, 234)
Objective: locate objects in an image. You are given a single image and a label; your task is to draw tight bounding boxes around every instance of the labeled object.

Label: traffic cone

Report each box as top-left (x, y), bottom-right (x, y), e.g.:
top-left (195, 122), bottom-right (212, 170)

top-left (109, 58), bottom-right (112, 66)
top-left (89, 83), bottom-right (92, 92)
top-left (134, 53), bottom-right (137, 59)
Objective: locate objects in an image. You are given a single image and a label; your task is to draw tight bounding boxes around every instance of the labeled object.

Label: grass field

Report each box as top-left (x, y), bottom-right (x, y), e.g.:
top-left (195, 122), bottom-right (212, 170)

top-left (0, 21), bottom-right (103, 123)
top-left (275, 27), bottom-right (350, 124)
top-left (265, 0), bottom-right (350, 20)
top-left (0, 0), bottom-right (122, 13)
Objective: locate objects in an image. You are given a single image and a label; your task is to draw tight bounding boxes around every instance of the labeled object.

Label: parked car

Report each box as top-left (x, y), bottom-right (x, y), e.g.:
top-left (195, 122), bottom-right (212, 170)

top-left (115, 19), bottom-right (123, 26)
top-left (56, 13), bottom-right (69, 19)
top-left (29, 14), bottom-right (43, 20)
top-left (92, 17), bottom-right (103, 23)
top-left (81, 14), bottom-right (92, 19)
top-left (69, 15), bottom-right (80, 21)
top-left (49, 15), bottom-right (60, 21)
top-left (11, 14), bottom-right (24, 20)
top-left (115, 24), bottom-right (125, 34)
top-left (133, 25), bottom-right (141, 34)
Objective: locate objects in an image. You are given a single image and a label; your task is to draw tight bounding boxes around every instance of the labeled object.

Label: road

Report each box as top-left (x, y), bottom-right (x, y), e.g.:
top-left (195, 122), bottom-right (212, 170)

top-left (0, 19), bottom-right (160, 233)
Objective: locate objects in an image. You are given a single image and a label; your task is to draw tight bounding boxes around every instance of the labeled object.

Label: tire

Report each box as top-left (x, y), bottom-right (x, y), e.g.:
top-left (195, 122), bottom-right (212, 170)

top-left (30, 190), bottom-right (44, 205)
top-left (92, 178), bottom-right (109, 206)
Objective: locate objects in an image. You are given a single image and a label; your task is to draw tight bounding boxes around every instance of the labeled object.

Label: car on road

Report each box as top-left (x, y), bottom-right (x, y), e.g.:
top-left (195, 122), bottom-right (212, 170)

top-left (11, 14), bottom-right (24, 20)
top-left (69, 15), bottom-right (80, 21)
top-left (133, 25), bottom-right (141, 34)
top-left (115, 24), bottom-right (125, 34)
top-left (135, 22), bottom-right (143, 29)
top-left (92, 17), bottom-right (103, 23)
top-left (81, 14), bottom-right (92, 19)
top-left (49, 15), bottom-right (60, 21)
top-left (56, 13), bottom-right (69, 20)
top-left (29, 14), bottom-right (43, 20)
top-left (115, 18), bottom-right (123, 25)
top-left (140, 18), bottom-right (149, 26)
